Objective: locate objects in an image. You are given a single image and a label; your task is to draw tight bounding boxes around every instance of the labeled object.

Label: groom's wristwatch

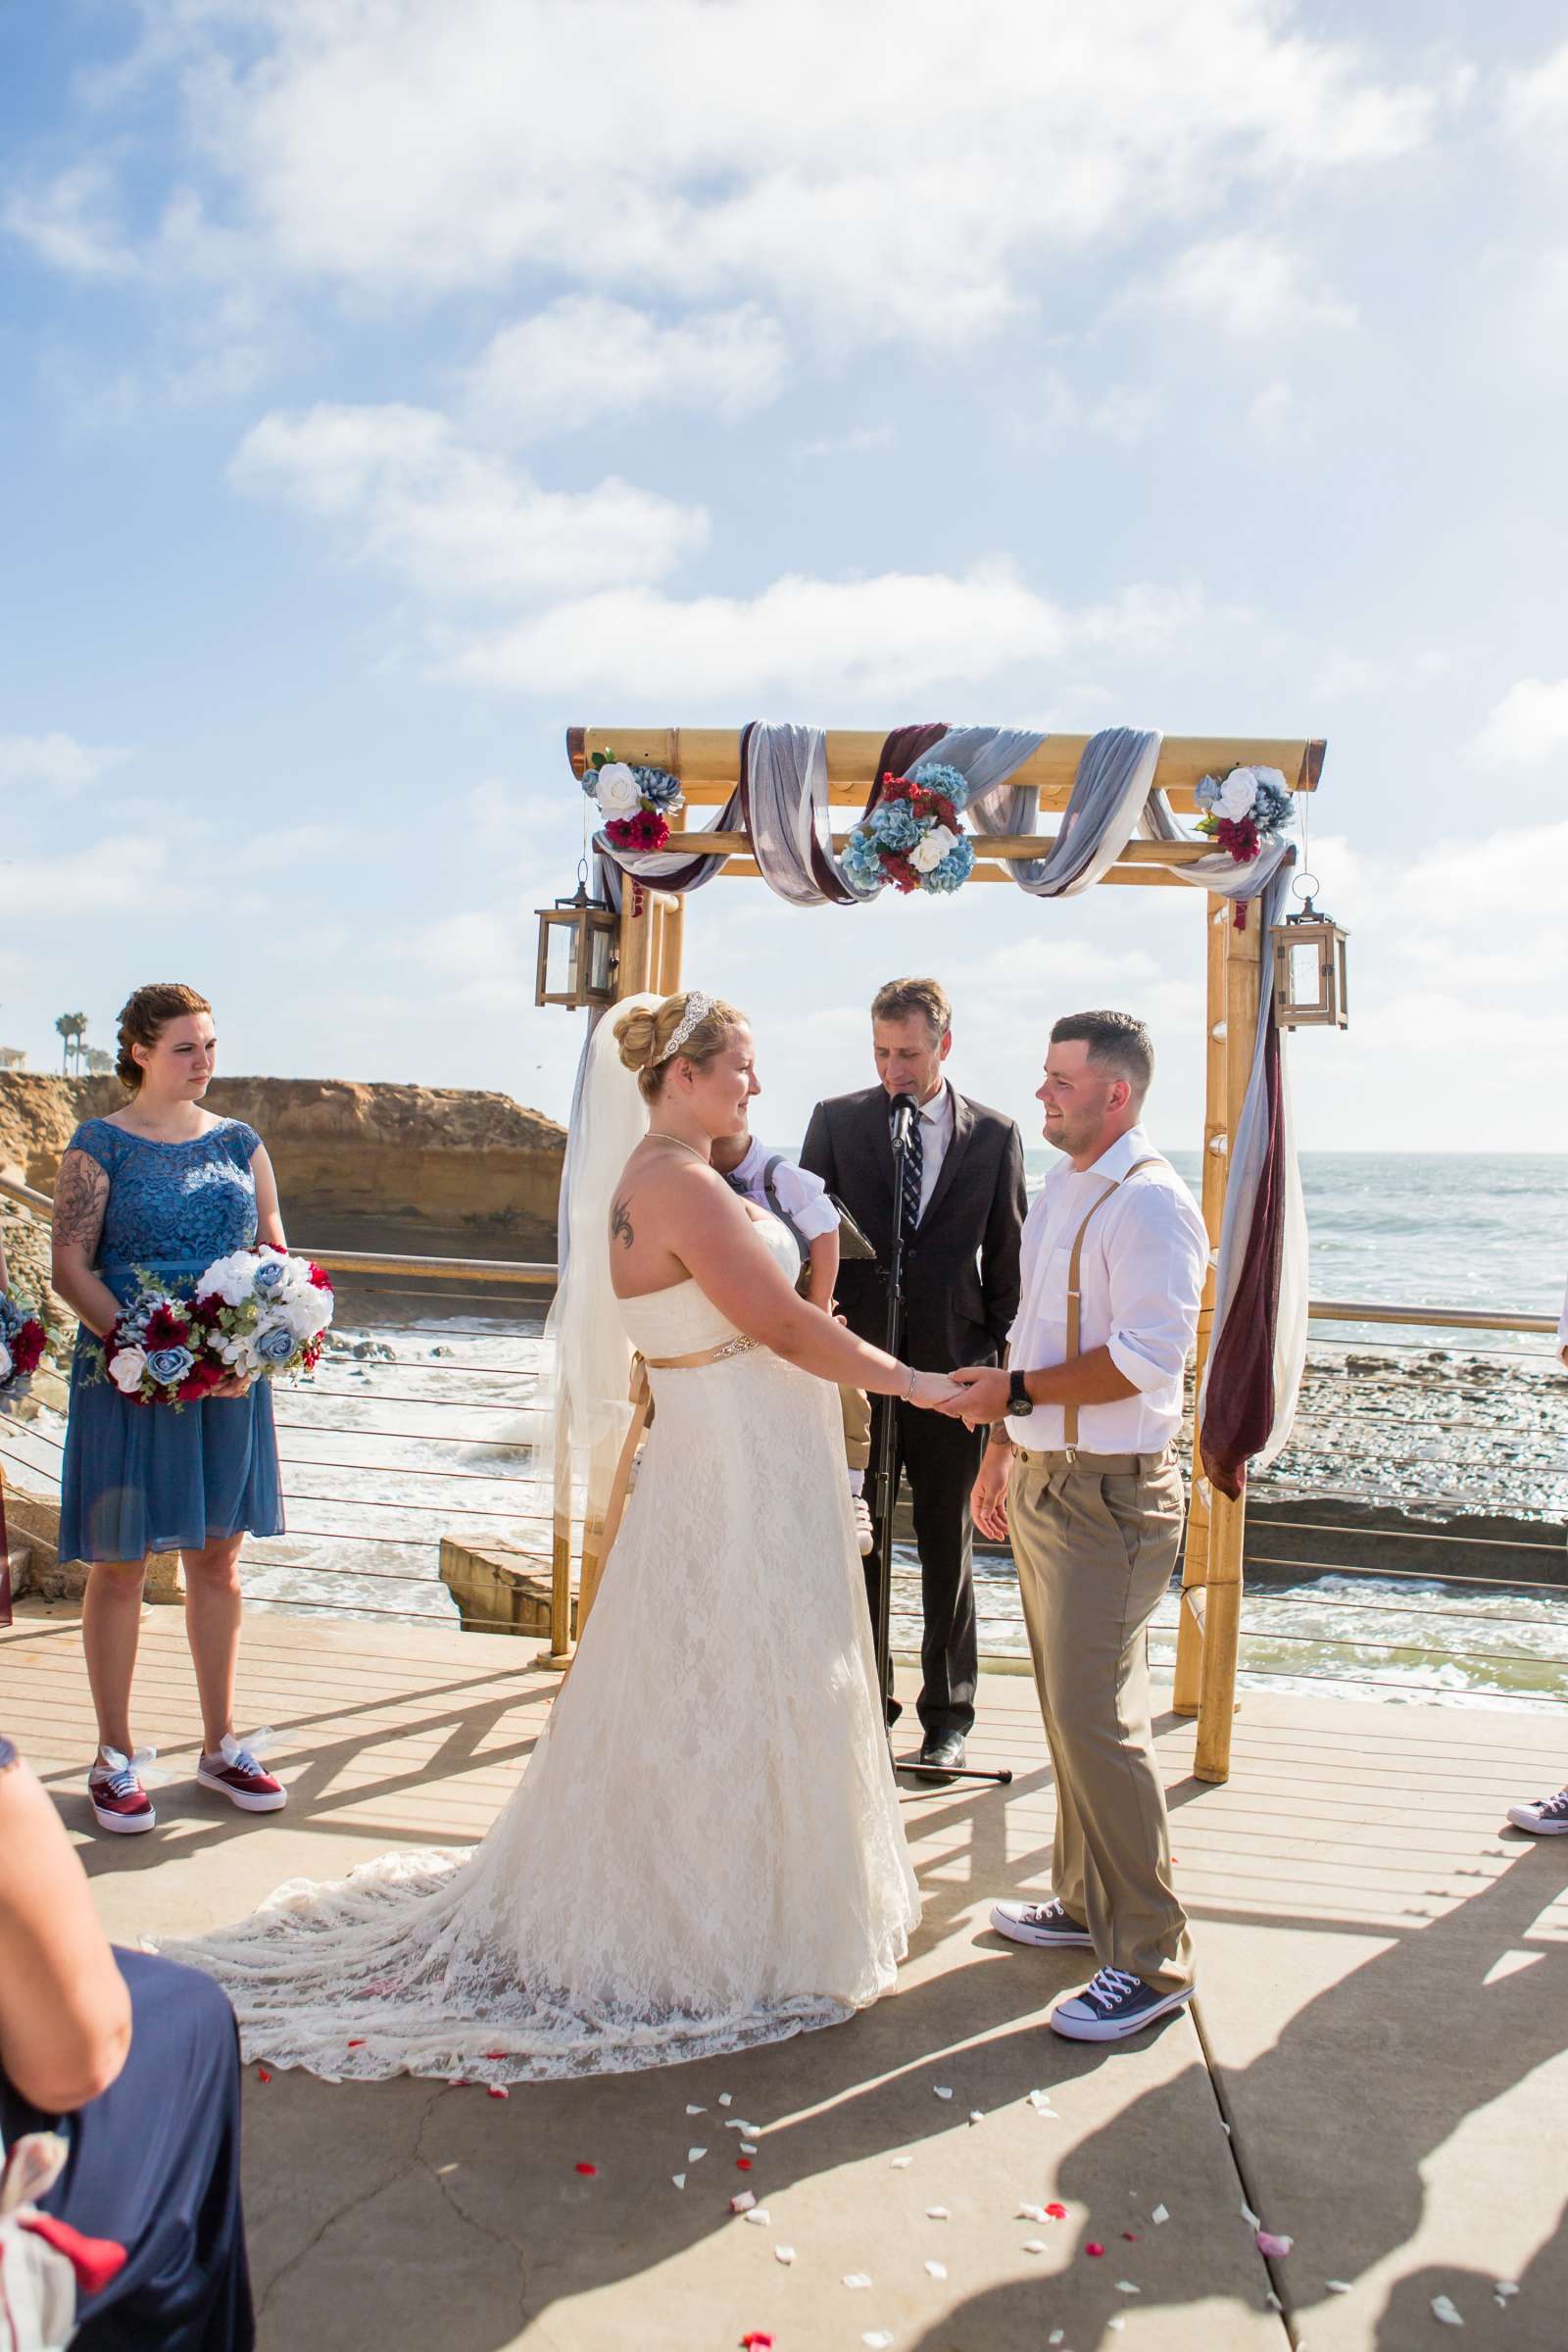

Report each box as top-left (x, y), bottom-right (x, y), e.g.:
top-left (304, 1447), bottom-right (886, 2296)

top-left (1006, 1370), bottom-right (1033, 1419)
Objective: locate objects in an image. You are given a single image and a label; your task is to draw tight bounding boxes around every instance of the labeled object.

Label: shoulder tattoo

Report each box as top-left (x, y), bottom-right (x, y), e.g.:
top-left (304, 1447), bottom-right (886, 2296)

top-left (610, 1195), bottom-right (634, 1250)
top-left (53, 1151), bottom-right (110, 1250)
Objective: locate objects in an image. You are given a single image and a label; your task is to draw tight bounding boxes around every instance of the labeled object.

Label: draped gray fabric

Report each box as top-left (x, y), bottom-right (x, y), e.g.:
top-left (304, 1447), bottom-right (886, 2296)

top-left (960, 726), bottom-right (1160, 896)
top-left (738, 721), bottom-right (860, 907)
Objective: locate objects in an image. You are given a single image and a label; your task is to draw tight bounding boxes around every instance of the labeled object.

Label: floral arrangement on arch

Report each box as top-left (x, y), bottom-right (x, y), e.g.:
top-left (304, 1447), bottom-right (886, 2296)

top-left (583, 749), bottom-right (685, 854)
top-left (0, 1290), bottom-right (48, 1412)
top-left (1193, 765), bottom-right (1293, 864)
top-left (843, 763), bottom-right (976, 898)
top-left (94, 1247), bottom-right (334, 1409)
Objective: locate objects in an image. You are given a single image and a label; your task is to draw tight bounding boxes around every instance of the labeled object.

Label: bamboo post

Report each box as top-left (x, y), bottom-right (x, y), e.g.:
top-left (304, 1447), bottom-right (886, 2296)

top-left (1193, 903), bottom-right (1262, 1783)
top-left (1174, 897), bottom-right (1231, 1714)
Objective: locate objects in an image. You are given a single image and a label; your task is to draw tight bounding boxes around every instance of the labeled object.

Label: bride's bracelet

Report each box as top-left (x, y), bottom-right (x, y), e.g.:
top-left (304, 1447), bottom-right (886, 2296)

top-left (904, 1364), bottom-right (917, 1399)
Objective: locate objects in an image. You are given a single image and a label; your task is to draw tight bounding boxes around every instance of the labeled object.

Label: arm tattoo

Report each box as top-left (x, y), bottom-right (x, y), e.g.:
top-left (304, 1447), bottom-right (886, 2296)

top-left (52, 1152), bottom-right (109, 1253)
top-left (610, 1195), bottom-right (634, 1250)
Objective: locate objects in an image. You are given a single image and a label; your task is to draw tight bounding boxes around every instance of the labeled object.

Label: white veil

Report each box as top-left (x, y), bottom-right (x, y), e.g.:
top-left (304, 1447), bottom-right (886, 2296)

top-left (538, 995), bottom-right (659, 1568)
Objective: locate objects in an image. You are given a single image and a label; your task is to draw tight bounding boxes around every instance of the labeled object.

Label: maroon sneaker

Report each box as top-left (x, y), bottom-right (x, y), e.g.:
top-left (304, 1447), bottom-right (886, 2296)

top-left (196, 1733), bottom-right (286, 1812)
top-left (88, 1747), bottom-right (157, 1835)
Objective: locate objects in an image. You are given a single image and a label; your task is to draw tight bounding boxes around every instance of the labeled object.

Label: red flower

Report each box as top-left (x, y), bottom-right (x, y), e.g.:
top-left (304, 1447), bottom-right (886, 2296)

top-left (144, 1304), bottom-right (190, 1349)
top-left (933, 796), bottom-right (957, 828)
top-left (308, 1263), bottom-right (333, 1293)
top-left (880, 770), bottom-right (913, 802)
top-left (882, 852), bottom-right (922, 894)
top-left (177, 1359), bottom-right (227, 1402)
top-left (11, 1318), bottom-right (46, 1374)
top-left (625, 809), bottom-right (669, 852)
top-left (1214, 814), bottom-right (1260, 863)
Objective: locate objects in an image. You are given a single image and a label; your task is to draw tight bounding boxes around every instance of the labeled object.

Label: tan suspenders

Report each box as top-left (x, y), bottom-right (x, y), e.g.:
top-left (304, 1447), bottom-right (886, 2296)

top-left (1060, 1156), bottom-right (1161, 1453)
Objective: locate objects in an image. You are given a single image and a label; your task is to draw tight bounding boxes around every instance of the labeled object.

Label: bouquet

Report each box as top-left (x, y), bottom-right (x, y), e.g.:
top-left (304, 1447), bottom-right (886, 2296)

top-left (98, 1248), bottom-right (334, 1409)
top-left (582, 747), bottom-right (685, 854)
top-left (1193, 764), bottom-right (1293, 864)
top-left (0, 1290), bottom-right (48, 1411)
top-left (843, 762), bottom-right (976, 898)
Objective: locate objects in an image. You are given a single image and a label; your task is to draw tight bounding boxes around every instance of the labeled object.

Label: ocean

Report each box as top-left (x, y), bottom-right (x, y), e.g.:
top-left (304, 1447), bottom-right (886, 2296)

top-left (7, 1153), bottom-right (1566, 1710)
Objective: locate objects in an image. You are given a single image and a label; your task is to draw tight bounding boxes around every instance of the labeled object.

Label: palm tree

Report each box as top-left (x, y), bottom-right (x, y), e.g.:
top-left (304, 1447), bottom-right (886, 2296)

top-left (54, 1012), bottom-right (88, 1075)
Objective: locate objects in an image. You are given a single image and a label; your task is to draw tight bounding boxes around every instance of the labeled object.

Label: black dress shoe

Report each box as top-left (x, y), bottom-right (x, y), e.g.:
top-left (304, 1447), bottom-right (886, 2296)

top-left (885, 1697), bottom-right (904, 1729)
top-left (916, 1730), bottom-right (966, 1774)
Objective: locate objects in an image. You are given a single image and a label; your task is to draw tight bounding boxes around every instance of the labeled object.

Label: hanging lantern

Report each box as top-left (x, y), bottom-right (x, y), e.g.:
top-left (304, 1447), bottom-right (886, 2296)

top-left (1271, 880), bottom-right (1348, 1029)
top-left (535, 872), bottom-right (619, 1010)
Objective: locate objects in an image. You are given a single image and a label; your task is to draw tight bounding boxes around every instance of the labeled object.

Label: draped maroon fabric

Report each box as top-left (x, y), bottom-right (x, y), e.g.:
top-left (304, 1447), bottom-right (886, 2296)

top-left (867, 724), bottom-right (950, 817)
top-left (1199, 1007), bottom-right (1286, 1498)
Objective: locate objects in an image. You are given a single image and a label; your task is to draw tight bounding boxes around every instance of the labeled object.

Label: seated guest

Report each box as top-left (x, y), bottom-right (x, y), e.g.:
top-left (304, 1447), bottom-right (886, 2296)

top-left (0, 1733), bottom-right (255, 2348)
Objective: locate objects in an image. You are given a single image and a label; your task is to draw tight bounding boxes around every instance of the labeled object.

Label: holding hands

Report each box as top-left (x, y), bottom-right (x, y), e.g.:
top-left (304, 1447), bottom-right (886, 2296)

top-left (936, 1366), bottom-right (1010, 1427)
top-left (906, 1368), bottom-right (967, 1411)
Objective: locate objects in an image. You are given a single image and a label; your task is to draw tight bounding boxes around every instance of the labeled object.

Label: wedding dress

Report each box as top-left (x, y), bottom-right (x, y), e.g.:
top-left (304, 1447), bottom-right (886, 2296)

top-left (160, 1213), bottom-right (919, 2082)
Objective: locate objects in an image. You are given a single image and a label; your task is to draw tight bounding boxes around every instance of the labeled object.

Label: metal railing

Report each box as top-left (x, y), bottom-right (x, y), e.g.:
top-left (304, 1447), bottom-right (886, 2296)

top-left (3, 1171), bottom-right (1564, 1703)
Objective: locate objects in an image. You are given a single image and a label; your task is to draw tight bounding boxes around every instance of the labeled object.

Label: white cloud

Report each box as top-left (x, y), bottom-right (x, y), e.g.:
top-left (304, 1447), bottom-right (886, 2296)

top-left (405, 908), bottom-right (534, 1010)
top-left (229, 403), bottom-right (708, 598)
top-left (1499, 40), bottom-right (1568, 143)
top-left (1468, 677), bottom-right (1568, 766)
top-left (1034, 371), bottom-right (1161, 446)
top-left (444, 564), bottom-right (1205, 702)
top-left (2, 162), bottom-right (136, 277)
top-left (790, 425), bottom-right (896, 465)
top-left (62, 1), bottom-right (1442, 342)
top-left (3, 835), bottom-right (181, 918)
top-left (1141, 234), bottom-right (1356, 338)
top-left (461, 298), bottom-right (787, 441)
top-left (0, 733), bottom-right (131, 795)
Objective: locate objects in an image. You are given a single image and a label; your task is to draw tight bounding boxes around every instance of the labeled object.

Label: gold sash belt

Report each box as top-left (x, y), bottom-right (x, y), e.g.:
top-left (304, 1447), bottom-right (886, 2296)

top-left (593, 1334), bottom-right (762, 1608)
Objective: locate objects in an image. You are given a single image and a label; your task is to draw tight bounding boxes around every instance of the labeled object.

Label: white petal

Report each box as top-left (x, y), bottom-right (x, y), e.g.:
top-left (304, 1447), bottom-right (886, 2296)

top-left (775, 2246), bottom-right (796, 2266)
top-left (925, 2260), bottom-right (948, 2279)
top-left (671, 2174), bottom-right (685, 2190)
top-left (933, 2085), bottom-right (954, 2100)
top-left (1431, 2296), bottom-right (1465, 2328)
top-left (1152, 2205), bottom-right (1170, 2225)
top-left (843, 2273), bottom-right (873, 2289)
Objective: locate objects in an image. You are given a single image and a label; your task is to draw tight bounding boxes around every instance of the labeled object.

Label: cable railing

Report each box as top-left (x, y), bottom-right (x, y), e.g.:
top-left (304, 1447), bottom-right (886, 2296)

top-left (3, 1171), bottom-right (1564, 1690)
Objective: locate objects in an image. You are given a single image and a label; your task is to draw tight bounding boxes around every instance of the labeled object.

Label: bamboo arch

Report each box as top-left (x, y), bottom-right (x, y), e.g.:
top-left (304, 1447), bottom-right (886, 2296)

top-left (554, 727), bottom-right (1327, 1785)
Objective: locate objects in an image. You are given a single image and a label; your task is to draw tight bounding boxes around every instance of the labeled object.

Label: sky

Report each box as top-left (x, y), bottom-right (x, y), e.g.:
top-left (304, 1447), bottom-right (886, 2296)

top-left (3, 1), bottom-right (1567, 1155)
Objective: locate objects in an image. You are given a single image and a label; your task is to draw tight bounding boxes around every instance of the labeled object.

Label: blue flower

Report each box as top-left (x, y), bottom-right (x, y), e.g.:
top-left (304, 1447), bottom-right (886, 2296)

top-left (145, 1345), bottom-right (195, 1385)
top-left (1250, 776), bottom-right (1294, 835)
top-left (252, 1259), bottom-right (286, 1296)
top-left (634, 765), bottom-right (684, 812)
top-left (909, 761), bottom-right (970, 811)
top-left (1193, 774), bottom-right (1221, 811)
top-left (868, 800), bottom-right (920, 851)
top-left (925, 837), bottom-right (976, 894)
top-left (842, 827), bottom-right (886, 897)
top-left (255, 1324), bottom-right (297, 1367)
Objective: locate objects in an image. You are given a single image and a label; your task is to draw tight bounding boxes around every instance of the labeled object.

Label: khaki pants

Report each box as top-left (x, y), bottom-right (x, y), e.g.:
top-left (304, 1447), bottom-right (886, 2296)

top-left (839, 1384), bottom-right (872, 1474)
top-left (1008, 1446), bottom-right (1193, 1995)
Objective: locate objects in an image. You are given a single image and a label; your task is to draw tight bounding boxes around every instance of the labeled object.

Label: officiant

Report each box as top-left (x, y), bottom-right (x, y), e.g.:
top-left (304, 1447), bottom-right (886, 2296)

top-left (802, 978), bottom-right (1027, 1771)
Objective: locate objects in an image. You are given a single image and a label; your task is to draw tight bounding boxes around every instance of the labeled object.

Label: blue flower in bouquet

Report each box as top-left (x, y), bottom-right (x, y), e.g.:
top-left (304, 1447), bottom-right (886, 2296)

top-left (252, 1258), bottom-right (286, 1296)
top-left (868, 799), bottom-right (920, 853)
top-left (635, 766), bottom-right (685, 813)
top-left (1194, 774), bottom-right (1221, 812)
top-left (908, 761), bottom-right (970, 813)
top-left (255, 1323), bottom-right (297, 1368)
top-left (926, 836), bottom-right (976, 893)
top-left (842, 829), bottom-right (885, 897)
top-left (1250, 771), bottom-right (1294, 833)
top-left (145, 1345), bottom-right (195, 1386)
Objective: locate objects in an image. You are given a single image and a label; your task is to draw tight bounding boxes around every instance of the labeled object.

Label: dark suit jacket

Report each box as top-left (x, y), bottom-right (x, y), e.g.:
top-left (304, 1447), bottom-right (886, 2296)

top-left (801, 1085), bottom-right (1027, 1374)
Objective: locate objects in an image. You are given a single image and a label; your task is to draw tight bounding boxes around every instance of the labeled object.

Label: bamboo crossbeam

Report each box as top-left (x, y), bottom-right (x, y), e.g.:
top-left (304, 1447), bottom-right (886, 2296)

top-left (569, 728), bottom-right (1324, 814)
top-left (712, 857), bottom-right (1182, 886)
top-left (654, 831), bottom-right (1212, 864)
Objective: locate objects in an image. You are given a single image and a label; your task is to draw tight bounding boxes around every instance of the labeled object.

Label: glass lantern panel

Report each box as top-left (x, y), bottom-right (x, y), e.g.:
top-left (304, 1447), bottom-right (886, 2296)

top-left (587, 921), bottom-right (615, 996)
top-left (1287, 937), bottom-right (1324, 1012)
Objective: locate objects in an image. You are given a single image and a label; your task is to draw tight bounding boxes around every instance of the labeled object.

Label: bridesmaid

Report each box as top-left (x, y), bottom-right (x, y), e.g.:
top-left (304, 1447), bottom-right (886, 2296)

top-left (52, 983), bottom-right (287, 1835)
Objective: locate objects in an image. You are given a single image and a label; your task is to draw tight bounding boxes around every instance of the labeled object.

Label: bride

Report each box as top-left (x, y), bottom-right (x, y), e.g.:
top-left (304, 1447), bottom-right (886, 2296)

top-left (160, 990), bottom-right (958, 2082)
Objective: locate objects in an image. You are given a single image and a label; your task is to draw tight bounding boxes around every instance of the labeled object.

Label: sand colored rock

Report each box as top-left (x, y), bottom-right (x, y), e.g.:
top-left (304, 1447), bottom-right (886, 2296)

top-left (0, 1072), bottom-right (566, 1249)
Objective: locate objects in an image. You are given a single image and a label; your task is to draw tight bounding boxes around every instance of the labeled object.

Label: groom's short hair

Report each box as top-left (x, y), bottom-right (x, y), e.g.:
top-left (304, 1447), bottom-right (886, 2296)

top-left (1052, 1009), bottom-right (1153, 1102)
top-left (871, 977), bottom-right (952, 1041)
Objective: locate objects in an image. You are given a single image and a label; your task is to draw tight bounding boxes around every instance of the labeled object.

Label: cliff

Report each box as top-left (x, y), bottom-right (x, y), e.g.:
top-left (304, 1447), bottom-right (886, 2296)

top-left (0, 1074), bottom-right (566, 1252)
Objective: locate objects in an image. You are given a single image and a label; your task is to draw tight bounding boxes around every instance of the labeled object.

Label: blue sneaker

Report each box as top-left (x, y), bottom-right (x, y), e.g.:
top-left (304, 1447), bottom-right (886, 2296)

top-left (991, 1898), bottom-right (1095, 1950)
top-left (1508, 1785), bottom-right (1568, 1836)
top-left (1050, 1966), bottom-right (1194, 2042)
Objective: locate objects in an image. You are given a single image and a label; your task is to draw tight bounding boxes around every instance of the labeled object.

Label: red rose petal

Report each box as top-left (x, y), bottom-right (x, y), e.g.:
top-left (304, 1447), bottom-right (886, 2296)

top-left (1086, 2241), bottom-right (1104, 2258)
top-left (736, 2157), bottom-right (753, 2170)
top-left (347, 2039), bottom-right (365, 2049)
top-left (257, 2070), bottom-right (271, 2083)
top-left (1045, 2202), bottom-right (1068, 2220)
top-left (741, 2336), bottom-right (774, 2350)
top-left (574, 2161), bottom-right (597, 2175)
top-left (487, 2085), bottom-right (510, 2100)
top-left (1123, 2230), bottom-right (1139, 2240)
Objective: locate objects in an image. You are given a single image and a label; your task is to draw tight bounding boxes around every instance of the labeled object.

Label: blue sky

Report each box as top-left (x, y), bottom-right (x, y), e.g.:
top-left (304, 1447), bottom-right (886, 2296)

top-left (3, 1), bottom-right (1566, 1154)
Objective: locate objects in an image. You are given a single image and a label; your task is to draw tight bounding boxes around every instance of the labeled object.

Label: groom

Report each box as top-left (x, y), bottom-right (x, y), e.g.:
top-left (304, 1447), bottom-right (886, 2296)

top-left (802, 978), bottom-right (1027, 1771)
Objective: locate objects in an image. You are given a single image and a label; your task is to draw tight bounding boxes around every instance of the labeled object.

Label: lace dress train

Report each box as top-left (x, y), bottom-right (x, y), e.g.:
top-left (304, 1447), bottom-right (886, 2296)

top-left (161, 1219), bottom-right (919, 2082)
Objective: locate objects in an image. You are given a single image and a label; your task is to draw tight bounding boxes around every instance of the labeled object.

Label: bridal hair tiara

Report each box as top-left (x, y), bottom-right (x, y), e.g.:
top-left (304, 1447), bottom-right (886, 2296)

top-left (656, 991), bottom-right (717, 1065)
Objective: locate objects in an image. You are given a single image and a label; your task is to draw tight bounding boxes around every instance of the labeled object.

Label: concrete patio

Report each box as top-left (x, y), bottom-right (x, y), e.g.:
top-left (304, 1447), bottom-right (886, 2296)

top-left (4, 1599), bottom-right (1566, 2350)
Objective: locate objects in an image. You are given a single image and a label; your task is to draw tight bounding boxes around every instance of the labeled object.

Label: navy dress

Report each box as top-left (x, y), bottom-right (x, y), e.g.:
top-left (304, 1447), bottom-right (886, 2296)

top-left (58, 1119), bottom-right (284, 1565)
top-left (0, 1947), bottom-right (255, 2351)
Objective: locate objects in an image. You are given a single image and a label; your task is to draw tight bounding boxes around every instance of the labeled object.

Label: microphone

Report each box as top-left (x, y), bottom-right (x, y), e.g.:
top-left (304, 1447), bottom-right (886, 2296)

top-left (889, 1092), bottom-right (918, 1151)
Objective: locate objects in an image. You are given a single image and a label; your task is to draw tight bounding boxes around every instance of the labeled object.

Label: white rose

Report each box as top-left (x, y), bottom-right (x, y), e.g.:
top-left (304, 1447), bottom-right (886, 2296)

top-left (909, 824), bottom-right (959, 874)
top-left (201, 1250), bottom-right (259, 1306)
top-left (109, 1345), bottom-right (148, 1395)
top-left (0, 1340), bottom-right (12, 1382)
top-left (1217, 767), bottom-right (1258, 819)
top-left (594, 762), bottom-right (642, 816)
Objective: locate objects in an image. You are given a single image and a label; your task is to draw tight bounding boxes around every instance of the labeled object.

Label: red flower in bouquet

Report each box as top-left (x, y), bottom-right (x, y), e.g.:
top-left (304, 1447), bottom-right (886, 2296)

top-left (143, 1303), bottom-right (192, 1348)
top-left (605, 810), bottom-right (670, 853)
top-left (879, 770), bottom-right (914, 803)
top-left (176, 1360), bottom-right (228, 1403)
top-left (1214, 814), bottom-right (1261, 862)
top-left (308, 1264), bottom-right (334, 1294)
top-left (11, 1317), bottom-right (46, 1375)
top-left (882, 851), bottom-right (922, 894)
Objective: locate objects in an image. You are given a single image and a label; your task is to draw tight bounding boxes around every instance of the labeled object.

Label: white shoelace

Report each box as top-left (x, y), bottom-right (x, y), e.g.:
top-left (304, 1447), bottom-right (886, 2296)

top-left (92, 1743), bottom-right (158, 1797)
top-left (1083, 1966), bottom-right (1142, 2011)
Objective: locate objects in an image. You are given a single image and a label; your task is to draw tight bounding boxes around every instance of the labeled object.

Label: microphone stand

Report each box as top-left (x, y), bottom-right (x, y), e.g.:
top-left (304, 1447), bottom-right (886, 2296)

top-left (875, 1094), bottom-right (1011, 1792)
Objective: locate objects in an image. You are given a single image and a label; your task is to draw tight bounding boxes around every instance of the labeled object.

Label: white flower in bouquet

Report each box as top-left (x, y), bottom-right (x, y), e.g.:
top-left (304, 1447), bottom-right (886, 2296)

top-left (109, 1345), bottom-right (149, 1395)
top-left (909, 824), bottom-right (960, 874)
top-left (0, 1340), bottom-right (11, 1383)
top-left (594, 761), bottom-right (643, 816)
top-left (281, 1288), bottom-right (333, 1344)
top-left (201, 1250), bottom-right (266, 1307)
top-left (1217, 767), bottom-right (1260, 819)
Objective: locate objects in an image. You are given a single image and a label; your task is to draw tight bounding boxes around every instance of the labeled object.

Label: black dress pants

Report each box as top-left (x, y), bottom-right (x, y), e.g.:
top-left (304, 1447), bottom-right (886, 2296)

top-left (864, 1396), bottom-right (985, 1737)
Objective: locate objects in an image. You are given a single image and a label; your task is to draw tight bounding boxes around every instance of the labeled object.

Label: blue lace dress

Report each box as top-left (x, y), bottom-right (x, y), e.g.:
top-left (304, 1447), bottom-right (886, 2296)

top-left (58, 1118), bottom-right (284, 1564)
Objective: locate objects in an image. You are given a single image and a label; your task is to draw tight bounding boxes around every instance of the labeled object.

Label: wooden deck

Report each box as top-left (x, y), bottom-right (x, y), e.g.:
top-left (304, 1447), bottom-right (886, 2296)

top-left (4, 1599), bottom-right (1566, 2350)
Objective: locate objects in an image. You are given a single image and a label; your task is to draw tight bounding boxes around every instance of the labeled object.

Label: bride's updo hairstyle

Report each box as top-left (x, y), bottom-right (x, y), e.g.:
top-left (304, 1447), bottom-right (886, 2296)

top-left (614, 991), bottom-right (745, 1104)
top-left (116, 982), bottom-right (213, 1090)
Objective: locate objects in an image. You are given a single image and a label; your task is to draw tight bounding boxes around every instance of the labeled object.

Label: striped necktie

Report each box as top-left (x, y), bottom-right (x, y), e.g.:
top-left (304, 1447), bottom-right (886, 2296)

top-left (899, 1109), bottom-right (924, 1243)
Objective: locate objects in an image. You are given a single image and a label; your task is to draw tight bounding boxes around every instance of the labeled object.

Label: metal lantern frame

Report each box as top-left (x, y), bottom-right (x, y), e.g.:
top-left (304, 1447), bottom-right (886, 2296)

top-left (534, 875), bottom-right (619, 1011)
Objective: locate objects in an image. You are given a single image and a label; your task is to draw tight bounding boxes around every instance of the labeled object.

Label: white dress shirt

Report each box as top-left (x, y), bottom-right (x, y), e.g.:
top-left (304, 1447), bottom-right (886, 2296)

top-left (726, 1137), bottom-right (840, 1242)
top-left (894, 1081), bottom-right (955, 1223)
top-left (1004, 1123), bottom-right (1208, 1453)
